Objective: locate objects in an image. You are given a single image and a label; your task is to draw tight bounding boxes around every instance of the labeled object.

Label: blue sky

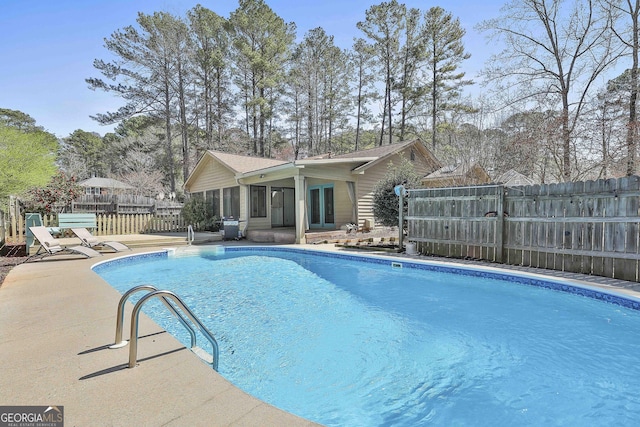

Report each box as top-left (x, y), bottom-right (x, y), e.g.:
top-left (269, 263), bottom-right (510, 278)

top-left (0, 0), bottom-right (503, 138)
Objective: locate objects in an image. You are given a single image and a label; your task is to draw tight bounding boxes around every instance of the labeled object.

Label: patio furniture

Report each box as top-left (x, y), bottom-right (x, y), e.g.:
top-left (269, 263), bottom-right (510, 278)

top-left (27, 226), bottom-right (101, 261)
top-left (70, 227), bottom-right (130, 252)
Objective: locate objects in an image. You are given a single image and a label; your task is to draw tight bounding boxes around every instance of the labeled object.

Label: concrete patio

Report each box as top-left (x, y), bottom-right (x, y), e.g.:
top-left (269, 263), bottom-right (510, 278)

top-left (2, 237), bottom-right (640, 426)
top-left (0, 245), bottom-right (318, 426)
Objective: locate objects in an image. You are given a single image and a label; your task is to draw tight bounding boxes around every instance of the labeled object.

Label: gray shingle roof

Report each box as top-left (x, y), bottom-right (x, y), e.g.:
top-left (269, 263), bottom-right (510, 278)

top-left (497, 169), bottom-right (534, 186)
top-left (309, 139), bottom-right (418, 160)
top-left (79, 177), bottom-right (134, 189)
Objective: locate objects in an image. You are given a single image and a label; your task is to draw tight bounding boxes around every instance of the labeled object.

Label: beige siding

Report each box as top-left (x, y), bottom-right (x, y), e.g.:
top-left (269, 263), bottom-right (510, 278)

top-left (248, 216), bottom-right (271, 230)
top-left (332, 181), bottom-right (353, 227)
top-left (187, 157), bottom-right (238, 193)
top-left (356, 148), bottom-right (439, 228)
top-left (356, 165), bottom-right (388, 227)
top-left (239, 185), bottom-right (248, 222)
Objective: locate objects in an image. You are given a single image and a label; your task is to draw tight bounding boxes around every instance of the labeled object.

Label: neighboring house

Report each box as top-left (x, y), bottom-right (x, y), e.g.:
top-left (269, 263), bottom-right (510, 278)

top-left (79, 177), bottom-right (135, 195)
top-left (184, 139), bottom-right (441, 243)
top-left (74, 177), bottom-right (181, 214)
top-left (421, 162), bottom-right (491, 188)
top-left (496, 169), bottom-right (535, 186)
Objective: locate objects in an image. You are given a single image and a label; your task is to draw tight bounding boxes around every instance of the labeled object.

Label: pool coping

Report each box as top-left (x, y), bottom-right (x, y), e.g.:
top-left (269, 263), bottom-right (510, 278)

top-left (2, 243), bottom-right (640, 426)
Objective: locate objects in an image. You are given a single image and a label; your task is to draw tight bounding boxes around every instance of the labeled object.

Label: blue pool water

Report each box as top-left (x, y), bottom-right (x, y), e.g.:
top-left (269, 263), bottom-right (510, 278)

top-left (94, 247), bottom-right (640, 426)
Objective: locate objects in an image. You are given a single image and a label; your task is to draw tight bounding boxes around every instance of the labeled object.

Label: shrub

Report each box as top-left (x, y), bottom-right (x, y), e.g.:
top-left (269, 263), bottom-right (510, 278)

top-left (372, 156), bottom-right (421, 227)
top-left (181, 196), bottom-right (219, 231)
top-left (22, 171), bottom-right (83, 215)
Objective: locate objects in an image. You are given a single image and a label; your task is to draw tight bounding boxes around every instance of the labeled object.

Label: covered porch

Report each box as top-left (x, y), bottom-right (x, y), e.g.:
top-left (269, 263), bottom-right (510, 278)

top-left (238, 164), bottom-right (360, 245)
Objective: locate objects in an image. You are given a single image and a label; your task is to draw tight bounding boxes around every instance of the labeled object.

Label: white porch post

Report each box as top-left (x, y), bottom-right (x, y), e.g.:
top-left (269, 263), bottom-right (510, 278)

top-left (294, 174), bottom-right (306, 244)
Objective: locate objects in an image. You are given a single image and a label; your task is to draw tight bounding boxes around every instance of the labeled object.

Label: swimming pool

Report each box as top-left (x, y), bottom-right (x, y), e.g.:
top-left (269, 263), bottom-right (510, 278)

top-left (94, 247), bottom-right (640, 426)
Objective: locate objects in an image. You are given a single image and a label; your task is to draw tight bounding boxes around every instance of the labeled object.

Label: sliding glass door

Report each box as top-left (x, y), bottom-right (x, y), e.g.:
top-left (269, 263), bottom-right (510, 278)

top-left (271, 187), bottom-right (295, 227)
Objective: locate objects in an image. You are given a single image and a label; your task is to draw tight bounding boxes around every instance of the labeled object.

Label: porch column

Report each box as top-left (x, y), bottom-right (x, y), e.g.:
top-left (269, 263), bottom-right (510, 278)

top-left (294, 174), bottom-right (306, 244)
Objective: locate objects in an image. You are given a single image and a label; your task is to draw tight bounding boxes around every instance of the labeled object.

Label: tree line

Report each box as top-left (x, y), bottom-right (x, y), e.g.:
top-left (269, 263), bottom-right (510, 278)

top-left (84, 0), bottom-right (476, 195)
top-left (4, 0), bottom-right (640, 205)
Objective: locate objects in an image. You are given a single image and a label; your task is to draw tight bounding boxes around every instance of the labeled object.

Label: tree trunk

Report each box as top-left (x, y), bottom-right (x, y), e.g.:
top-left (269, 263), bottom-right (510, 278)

top-left (431, 42), bottom-right (437, 149)
top-left (562, 102), bottom-right (571, 181)
top-left (259, 86), bottom-right (265, 157)
top-left (216, 68), bottom-right (224, 148)
top-left (163, 76), bottom-right (176, 193)
top-left (627, 8), bottom-right (639, 176)
top-left (177, 59), bottom-right (190, 184)
top-left (379, 82), bottom-right (387, 147)
top-left (386, 58), bottom-right (393, 145)
top-left (356, 78), bottom-right (362, 151)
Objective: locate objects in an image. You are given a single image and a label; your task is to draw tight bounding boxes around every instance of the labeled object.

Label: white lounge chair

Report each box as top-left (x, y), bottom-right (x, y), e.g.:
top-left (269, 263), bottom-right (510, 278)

top-left (71, 228), bottom-right (130, 252)
top-left (28, 226), bottom-right (101, 261)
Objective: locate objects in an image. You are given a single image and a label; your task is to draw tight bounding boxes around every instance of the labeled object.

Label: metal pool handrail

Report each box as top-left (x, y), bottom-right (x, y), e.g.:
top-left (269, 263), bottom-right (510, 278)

top-left (111, 284), bottom-right (195, 349)
top-left (187, 224), bottom-right (194, 245)
top-left (128, 289), bottom-right (219, 370)
top-left (110, 284), bottom-right (219, 371)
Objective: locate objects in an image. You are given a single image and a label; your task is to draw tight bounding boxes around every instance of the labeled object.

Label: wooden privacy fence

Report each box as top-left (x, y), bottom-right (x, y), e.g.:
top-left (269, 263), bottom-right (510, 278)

top-left (407, 175), bottom-right (640, 282)
top-left (3, 213), bottom-right (187, 244)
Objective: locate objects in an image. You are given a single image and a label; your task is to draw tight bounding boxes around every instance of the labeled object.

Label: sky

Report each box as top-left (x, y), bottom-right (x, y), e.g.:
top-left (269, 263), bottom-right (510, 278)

top-left (0, 0), bottom-right (504, 139)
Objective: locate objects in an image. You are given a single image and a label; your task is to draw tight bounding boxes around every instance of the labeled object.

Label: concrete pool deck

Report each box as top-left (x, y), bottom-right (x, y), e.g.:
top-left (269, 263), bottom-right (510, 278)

top-left (2, 240), bottom-right (640, 426)
top-left (0, 245), bottom-right (319, 426)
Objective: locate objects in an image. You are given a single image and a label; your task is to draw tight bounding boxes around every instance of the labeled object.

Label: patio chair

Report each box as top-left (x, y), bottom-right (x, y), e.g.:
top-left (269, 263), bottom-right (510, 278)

top-left (70, 228), bottom-right (130, 252)
top-left (27, 226), bottom-right (102, 261)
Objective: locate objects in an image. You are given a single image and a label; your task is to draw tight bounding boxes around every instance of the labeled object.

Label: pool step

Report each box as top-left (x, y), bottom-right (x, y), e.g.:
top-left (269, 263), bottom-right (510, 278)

top-left (192, 346), bottom-right (214, 365)
top-left (118, 237), bottom-right (191, 249)
top-left (117, 234), bottom-right (223, 249)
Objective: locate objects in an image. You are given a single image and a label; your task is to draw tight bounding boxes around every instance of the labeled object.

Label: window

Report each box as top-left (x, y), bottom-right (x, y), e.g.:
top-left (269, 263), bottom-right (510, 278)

top-left (250, 185), bottom-right (267, 218)
top-left (206, 189), bottom-right (220, 218)
top-left (223, 186), bottom-right (240, 219)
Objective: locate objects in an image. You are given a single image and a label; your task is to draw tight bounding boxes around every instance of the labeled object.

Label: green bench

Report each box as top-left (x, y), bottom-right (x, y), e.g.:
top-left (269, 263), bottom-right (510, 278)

top-left (57, 213), bottom-right (97, 231)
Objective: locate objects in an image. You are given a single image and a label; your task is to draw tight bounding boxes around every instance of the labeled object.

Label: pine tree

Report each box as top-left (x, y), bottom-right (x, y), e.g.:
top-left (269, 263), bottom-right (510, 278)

top-left (422, 6), bottom-right (472, 149)
top-left (228, 0), bottom-right (295, 157)
top-left (87, 11), bottom-right (189, 192)
top-left (357, 0), bottom-right (406, 146)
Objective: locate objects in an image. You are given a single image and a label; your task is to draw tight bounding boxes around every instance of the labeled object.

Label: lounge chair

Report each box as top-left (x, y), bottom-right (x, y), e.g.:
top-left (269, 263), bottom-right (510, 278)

top-left (70, 228), bottom-right (130, 252)
top-left (28, 226), bottom-right (101, 261)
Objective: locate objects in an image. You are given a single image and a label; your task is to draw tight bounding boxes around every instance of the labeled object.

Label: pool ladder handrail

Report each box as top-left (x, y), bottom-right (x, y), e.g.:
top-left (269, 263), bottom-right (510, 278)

top-left (111, 285), bottom-right (219, 371)
top-left (187, 224), bottom-right (195, 245)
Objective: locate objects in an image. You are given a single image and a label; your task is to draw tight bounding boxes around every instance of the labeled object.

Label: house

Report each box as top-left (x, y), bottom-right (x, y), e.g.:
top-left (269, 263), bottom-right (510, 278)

top-left (79, 177), bottom-right (135, 196)
top-left (184, 139), bottom-right (441, 243)
top-left (496, 169), bottom-right (535, 186)
top-left (421, 162), bottom-right (491, 188)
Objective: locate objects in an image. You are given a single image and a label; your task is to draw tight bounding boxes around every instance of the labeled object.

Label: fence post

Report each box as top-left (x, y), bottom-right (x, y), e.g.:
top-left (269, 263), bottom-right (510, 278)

top-left (9, 196), bottom-right (18, 243)
top-left (495, 185), bottom-right (505, 263)
top-left (0, 209), bottom-right (5, 243)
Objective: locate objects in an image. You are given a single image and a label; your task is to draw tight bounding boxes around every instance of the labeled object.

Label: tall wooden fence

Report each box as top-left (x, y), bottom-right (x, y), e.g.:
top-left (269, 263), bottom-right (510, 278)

top-left (3, 213), bottom-right (187, 244)
top-left (408, 175), bottom-right (640, 282)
